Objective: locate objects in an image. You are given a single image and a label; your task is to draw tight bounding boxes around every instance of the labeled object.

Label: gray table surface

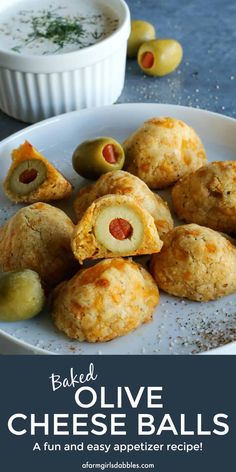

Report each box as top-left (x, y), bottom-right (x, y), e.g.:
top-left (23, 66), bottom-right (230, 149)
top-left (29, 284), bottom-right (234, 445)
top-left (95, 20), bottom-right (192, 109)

top-left (0, 0), bottom-right (235, 141)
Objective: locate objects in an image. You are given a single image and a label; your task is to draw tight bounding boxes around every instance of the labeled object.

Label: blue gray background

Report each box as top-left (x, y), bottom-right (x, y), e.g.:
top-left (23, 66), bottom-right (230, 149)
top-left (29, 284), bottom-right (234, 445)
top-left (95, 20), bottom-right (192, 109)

top-left (0, 0), bottom-right (235, 140)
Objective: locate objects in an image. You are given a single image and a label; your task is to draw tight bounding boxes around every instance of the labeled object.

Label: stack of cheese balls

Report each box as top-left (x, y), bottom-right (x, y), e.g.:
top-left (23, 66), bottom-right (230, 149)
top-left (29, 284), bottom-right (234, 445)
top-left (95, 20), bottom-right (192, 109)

top-left (122, 116), bottom-right (236, 302)
top-left (1, 116), bottom-right (235, 345)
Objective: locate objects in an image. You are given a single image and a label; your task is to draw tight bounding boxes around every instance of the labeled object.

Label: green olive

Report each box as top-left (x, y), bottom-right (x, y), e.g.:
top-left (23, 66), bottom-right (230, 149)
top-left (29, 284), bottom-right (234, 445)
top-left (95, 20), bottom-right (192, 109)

top-left (127, 20), bottom-right (156, 58)
top-left (72, 137), bottom-right (125, 180)
top-left (137, 39), bottom-right (183, 76)
top-left (0, 269), bottom-right (45, 321)
top-left (9, 159), bottom-right (47, 196)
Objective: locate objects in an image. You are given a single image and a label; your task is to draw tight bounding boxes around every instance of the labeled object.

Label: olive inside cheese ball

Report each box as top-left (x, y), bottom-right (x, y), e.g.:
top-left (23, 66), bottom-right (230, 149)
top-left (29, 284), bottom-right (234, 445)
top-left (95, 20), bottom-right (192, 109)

top-left (123, 117), bottom-right (207, 189)
top-left (127, 20), bottom-right (156, 58)
top-left (71, 194), bottom-right (163, 264)
top-left (72, 137), bottom-right (125, 180)
top-left (0, 203), bottom-right (77, 290)
top-left (172, 161), bottom-right (236, 234)
top-left (52, 258), bottom-right (159, 342)
top-left (3, 140), bottom-right (73, 203)
top-left (73, 170), bottom-right (173, 238)
top-left (9, 159), bottom-right (47, 196)
top-left (150, 224), bottom-right (236, 302)
top-left (138, 39), bottom-right (183, 76)
top-left (0, 269), bottom-right (45, 322)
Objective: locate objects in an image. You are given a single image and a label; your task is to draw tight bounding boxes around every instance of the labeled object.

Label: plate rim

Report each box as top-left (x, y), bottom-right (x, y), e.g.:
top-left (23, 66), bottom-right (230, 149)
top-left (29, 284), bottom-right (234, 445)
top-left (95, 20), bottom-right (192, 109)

top-left (1, 102), bottom-right (236, 355)
top-left (1, 102), bottom-right (236, 148)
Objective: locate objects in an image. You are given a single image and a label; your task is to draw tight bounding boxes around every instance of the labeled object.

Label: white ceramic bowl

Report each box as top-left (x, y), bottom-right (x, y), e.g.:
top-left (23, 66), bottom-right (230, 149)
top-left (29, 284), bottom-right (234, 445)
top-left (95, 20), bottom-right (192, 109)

top-left (0, 0), bottom-right (130, 123)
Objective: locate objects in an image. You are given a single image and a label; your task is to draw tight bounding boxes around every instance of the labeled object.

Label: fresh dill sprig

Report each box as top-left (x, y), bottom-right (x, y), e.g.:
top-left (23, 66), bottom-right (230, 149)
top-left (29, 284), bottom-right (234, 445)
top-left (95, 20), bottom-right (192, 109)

top-left (11, 8), bottom-right (86, 53)
top-left (27, 10), bottom-right (85, 49)
top-left (30, 11), bottom-right (84, 48)
top-left (10, 5), bottom-right (118, 54)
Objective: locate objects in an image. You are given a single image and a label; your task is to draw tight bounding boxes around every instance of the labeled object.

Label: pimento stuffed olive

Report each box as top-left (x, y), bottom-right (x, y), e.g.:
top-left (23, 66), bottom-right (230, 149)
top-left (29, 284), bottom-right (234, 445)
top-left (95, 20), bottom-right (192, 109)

top-left (127, 20), bottom-right (156, 58)
top-left (72, 137), bottom-right (125, 180)
top-left (0, 269), bottom-right (45, 321)
top-left (138, 39), bottom-right (183, 76)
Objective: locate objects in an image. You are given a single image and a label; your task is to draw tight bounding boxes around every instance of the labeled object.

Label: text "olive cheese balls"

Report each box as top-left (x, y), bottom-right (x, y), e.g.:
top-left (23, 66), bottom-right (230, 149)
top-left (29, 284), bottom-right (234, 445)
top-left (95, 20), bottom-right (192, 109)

top-left (52, 258), bottom-right (159, 342)
top-left (123, 117), bottom-right (207, 189)
top-left (151, 224), bottom-right (236, 302)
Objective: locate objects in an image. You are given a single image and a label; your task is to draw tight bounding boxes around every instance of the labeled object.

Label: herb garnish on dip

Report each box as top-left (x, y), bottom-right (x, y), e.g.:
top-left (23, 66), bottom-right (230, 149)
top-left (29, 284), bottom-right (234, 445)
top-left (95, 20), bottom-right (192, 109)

top-left (0, 0), bottom-right (119, 55)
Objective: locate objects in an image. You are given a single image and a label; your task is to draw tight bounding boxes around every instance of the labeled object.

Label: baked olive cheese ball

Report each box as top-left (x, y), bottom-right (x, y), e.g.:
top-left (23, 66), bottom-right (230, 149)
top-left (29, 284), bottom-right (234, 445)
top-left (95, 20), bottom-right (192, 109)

top-left (0, 203), bottom-right (77, 289)
top-left (138, 39), bottom-right (183, 76)
top-left (150, 224), bottom-right (236, 301)
top-left (72, 137), bottom-right (125, 180)
top-left (4, 141), bottom-right (72, 203)
top-left (71, 194), bottom-right (163, 264)
top-left (73, 170), bottom-right (173, 238)
top-left (52, 258), bottom-right (159, 342)
top-left (172, 161), bottom-right (236, 234)
top-left (127, 20), bottom-right (156, 58)
top-left (123, 117), bottom-right (207, 189)
top-left (0, 269), bottom-right (45, 321)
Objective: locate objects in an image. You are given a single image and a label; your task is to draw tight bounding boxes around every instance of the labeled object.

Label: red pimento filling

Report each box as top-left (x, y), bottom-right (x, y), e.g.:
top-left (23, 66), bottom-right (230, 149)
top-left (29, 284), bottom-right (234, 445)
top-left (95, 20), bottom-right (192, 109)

top-left (102, 144), bottom-right (118, 164)
top-left (141, 51), bottom-right (154, 68)
top-left (19, 168), bottom-right (38, 184)
top-left (109, 218), bottom-right (133, 240)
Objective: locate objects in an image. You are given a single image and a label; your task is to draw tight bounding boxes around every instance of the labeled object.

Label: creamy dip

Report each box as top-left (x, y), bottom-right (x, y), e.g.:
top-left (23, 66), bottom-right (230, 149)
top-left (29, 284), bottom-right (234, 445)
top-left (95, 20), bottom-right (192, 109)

top-left (0, 0), bottom-right (119, 55)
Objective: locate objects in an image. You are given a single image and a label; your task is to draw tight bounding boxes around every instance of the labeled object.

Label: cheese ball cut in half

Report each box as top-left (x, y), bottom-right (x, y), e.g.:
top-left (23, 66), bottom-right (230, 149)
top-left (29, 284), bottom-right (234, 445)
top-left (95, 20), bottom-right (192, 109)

top-left (71, 195), bottom-right (163, 264)
top-left (3, 141), bottom-right (72, 203)
top-left (52, 258), bottom-right (159, 342)
top-left (172, 161), bottom-right (236, 234)
top-left (0, 203), bottom-right (77, 289)
top-left (150, 224), bottom-right (236, 301)
top-left (73, 170), bottom-right (173, 238)
top-left (123, 117), bottom-right (207, 189)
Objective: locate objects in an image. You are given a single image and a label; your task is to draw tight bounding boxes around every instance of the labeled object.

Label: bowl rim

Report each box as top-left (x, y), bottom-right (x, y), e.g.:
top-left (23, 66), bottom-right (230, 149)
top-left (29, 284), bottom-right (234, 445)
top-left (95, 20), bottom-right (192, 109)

top-left (0, 0), bottom-right (130, 73)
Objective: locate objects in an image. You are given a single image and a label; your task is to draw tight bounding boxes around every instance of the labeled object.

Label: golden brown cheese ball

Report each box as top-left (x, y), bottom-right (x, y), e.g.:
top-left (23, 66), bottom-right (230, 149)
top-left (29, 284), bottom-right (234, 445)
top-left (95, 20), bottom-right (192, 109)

top-left (123, 117), bottom-right (207, 189)
top-left (71, 194), bottom-right (163, 264)
top-left (150, 224), bottom-right (236, 301)
top-left (3, 141), bottom-right (73, 203)
top-left (73, 170), bottom-right (173, 238)
top-left (52, 258), bottom-right (159, 342)
top-left (0, 203), bottom-right (77, 289)
top-left (172, 161), bottom-right (236, 234)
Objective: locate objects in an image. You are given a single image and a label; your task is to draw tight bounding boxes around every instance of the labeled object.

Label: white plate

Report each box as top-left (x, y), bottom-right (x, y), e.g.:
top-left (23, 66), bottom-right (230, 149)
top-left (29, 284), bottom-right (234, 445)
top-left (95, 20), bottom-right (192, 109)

top-left (0, 103), bottom-right (236, 355)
